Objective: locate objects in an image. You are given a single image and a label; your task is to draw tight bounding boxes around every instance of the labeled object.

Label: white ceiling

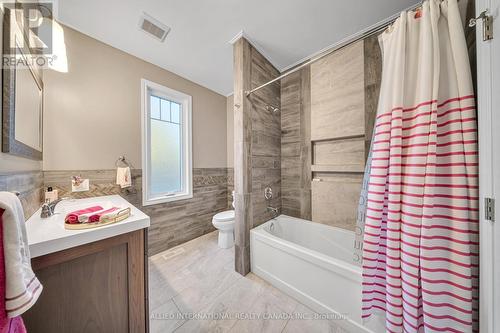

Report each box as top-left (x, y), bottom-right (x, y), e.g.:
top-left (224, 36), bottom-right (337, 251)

top-left (57, 0), bottom-right (418, 96)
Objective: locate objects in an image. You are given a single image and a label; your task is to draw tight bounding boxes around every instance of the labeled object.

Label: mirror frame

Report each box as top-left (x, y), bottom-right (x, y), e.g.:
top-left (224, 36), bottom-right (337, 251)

top-left (1, 7), bottom-right (44, 160)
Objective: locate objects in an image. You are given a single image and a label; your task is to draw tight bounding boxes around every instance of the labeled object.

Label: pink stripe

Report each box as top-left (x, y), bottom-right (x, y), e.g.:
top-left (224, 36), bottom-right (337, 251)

top-left (372, 151), bottom-right (478, 159)
top-left (438, 117), bottom-right (476, 128)
top-left (369, 181), bottom-right (479, 190)
top-left (376, 95), bottom-right (475, 120)
top-left (423, 300), bottom-right (473, 314)
top-left (365, 219), bottom-right (478, 234)
top-left (387, 200), bottom-right (479, 211)
top-left (437, 139), bottom-right (477, 147)
top-left (384, 209), bottom-right (479, 224)
top-left (373, 230), bottom-right (479, 246)
top-left (437, 128), bottom-right (477, 137)
top-left (386, 105), bottom-right (475, 123)
top-left (399, 240), bottom-right (478, 258)
top-left (371, 162), bottom-right (478, 168)
top-left (372, 249), bottom-right (476, 269)
top-left (424, 323), bottom-right (469, 333)
top-left (362, 270), bottom-right (476, 303)
top-left (438, 95), bottom-right (475, 107)
top-left (365, 263), bottom-right (479, 288)
top-left (438, 105), bottom-right (476, 117)
top-left (368, 190), bottom-right (478, 201)
top-left (375, 116), bottom-right (469, 133)
top-left (371, 172), bottom-right (478, 178)
top-left (375, 128), bottom-right (477, 140)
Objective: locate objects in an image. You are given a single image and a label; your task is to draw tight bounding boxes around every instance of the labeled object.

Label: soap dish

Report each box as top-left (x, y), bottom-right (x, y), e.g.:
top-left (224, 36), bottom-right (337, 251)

top-left (64, 208), bottom-right (131, 230)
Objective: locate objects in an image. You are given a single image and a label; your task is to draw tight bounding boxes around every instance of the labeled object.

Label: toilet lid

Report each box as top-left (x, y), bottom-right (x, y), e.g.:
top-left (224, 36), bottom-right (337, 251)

top-left (213, 210), bottom-right (235, 222)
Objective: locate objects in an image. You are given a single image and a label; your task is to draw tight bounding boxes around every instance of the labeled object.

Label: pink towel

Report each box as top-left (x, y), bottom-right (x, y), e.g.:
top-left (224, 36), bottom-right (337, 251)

top-left (64, 206), bottom-right (103, 224)
top-left (0, 209), bottom-right (26, 333)
top-left (88, 207), bottom-right (120, 223)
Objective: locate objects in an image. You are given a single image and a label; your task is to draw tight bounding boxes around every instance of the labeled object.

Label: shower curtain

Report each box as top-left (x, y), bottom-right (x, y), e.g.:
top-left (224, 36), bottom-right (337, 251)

top-left (361, 0), bottom-right (478, 332)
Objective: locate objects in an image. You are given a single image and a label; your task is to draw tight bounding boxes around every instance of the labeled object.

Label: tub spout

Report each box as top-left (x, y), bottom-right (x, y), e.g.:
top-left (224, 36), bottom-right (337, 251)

top-left (267, 206), bottom-right (279, 215)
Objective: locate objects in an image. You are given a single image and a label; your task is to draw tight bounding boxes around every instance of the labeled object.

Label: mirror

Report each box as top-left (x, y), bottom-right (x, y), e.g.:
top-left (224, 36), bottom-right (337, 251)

top-left (2, 11), bottom-right (44, 160)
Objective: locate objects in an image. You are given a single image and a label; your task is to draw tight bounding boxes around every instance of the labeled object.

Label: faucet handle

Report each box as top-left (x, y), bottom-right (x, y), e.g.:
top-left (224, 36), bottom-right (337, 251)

top-left (40, 203), bottom-right (52, 218)
top-left (40, 197), bottom-right (68, 218)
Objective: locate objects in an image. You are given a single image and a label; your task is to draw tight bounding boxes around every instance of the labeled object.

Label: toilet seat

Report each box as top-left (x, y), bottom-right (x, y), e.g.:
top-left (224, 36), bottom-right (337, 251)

top-left (213, 210), bottom-right (235, 222)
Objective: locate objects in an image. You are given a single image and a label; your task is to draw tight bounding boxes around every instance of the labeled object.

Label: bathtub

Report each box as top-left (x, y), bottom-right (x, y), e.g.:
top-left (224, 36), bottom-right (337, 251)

top-left (250, 215), bottom-right (384, 333)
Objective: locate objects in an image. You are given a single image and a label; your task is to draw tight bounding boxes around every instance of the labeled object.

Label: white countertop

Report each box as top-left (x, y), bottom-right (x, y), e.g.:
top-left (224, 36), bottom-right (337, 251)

top-left (26, 195), bottom-right (150, 258)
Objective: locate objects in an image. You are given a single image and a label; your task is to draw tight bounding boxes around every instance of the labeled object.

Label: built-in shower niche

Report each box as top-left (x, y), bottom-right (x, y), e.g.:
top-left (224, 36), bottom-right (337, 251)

top-left (310, 37), bottom-right (381, 231)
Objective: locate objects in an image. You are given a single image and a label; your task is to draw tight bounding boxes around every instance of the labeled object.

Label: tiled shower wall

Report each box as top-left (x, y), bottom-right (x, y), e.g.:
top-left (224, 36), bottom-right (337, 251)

top-left (233, 37), bottom-right (281, 275)
top-left (280, 35), bottom-right (381, 231)
top-left (281, 67), bottom-right (311, 220)
top-left (43, 168), bottom-right (230, 255)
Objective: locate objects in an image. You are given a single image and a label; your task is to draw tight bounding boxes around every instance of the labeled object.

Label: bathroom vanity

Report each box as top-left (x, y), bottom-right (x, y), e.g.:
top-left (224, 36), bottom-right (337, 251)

top-left (22, 195), bottom-right (150, 333)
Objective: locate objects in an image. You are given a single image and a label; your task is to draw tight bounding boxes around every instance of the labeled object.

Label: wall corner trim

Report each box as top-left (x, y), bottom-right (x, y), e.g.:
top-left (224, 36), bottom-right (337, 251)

top-left (228, 30), bottom-right (281, 71)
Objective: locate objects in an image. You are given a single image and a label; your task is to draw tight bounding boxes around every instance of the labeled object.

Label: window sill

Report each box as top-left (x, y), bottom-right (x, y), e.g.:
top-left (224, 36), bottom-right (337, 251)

top-left (142, 192), bottom-right (193, 206)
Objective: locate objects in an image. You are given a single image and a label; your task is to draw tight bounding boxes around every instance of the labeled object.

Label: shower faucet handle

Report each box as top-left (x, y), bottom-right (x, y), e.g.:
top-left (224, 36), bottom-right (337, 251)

top-left (264, 187), bottom-right (273, 200)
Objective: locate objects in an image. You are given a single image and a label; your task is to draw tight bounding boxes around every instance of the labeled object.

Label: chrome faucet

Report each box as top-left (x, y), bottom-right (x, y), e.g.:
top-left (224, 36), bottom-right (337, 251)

top-left (267, 206), bottom-right (279, 215)
top-left (40, 198), bottom-right (66, 218)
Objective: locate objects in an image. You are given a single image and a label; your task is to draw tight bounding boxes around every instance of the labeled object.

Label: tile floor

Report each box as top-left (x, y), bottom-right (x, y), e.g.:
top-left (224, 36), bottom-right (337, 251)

top-left (148, 231), bottom-right (350, 333)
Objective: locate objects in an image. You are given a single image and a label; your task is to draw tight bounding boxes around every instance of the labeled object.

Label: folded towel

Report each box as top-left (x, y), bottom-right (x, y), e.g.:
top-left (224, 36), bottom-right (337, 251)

top-left (116, 167), bottom-right (131, 188)
top-left (65, 206), bottom-right (103, 224)
top-left (88, 207), bottom-right (121, 223)
top-left (0, 192), bottom-right (43, 318)
top-left (0, 208), bottom-right (26, 332)
top-left (99, 207), bottom-right (131, 223)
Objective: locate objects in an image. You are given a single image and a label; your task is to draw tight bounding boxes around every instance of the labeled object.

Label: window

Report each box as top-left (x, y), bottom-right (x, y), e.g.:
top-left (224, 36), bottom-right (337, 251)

top-left (141, 79), bottom-right (192, 205)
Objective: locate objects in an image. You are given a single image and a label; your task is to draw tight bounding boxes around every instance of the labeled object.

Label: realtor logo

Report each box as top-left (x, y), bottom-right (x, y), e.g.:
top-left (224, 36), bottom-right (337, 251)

top-left (3, 1), bottom-right (53, 55)
top-left (1, 1), bottom-right (59, 69)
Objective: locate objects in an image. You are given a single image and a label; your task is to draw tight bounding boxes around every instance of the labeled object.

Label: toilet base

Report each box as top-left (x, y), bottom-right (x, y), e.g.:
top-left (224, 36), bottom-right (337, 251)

top-left (217, 230), bottom-right (234, 249)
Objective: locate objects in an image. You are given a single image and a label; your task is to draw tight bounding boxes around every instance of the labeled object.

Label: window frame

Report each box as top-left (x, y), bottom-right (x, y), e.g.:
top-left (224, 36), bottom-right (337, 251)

top-left (141, 79), bottom-right (193, 206)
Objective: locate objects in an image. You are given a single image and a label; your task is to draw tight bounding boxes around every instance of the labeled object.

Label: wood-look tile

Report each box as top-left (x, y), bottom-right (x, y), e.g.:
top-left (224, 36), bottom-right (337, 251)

top-left (281, 66), bottom-right (311, 219)
top-left (311, 40), bottom-right (365, 141)
top-left (233, 37), bottom-right (281, 275)
top-left (311, 174), bottom-right (363, 231)
top-left (43, 168), bottom-right (230, 256)
top-left (313, 138), bottom-right (366, 169)
top-left (0, 171), bottom-right (43, 219)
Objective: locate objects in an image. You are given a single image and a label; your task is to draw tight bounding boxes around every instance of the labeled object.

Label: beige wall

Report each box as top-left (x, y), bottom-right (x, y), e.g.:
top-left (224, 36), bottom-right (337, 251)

top-left (226, 94), bottom-right (234, 168)
top-left (43, 25), bottom-right (227, 170)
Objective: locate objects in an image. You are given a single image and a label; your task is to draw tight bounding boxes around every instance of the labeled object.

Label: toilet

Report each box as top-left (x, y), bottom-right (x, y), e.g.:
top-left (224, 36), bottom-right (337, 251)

top-left (212, 191), bottom-right (235, 248)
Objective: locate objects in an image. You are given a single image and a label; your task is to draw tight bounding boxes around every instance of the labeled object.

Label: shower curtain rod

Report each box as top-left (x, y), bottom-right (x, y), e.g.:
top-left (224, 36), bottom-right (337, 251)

top-left (245, 2), bottom-right (424, 97)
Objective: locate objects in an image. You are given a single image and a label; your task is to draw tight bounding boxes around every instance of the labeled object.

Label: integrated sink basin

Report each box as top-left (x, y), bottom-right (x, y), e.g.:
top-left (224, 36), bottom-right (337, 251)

top-left (26, 195), bottom-right (150, 258)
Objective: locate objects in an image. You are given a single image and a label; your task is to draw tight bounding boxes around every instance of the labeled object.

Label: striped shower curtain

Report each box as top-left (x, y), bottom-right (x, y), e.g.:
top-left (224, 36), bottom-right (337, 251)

top-left (361, 0), bottom-right (478, 332)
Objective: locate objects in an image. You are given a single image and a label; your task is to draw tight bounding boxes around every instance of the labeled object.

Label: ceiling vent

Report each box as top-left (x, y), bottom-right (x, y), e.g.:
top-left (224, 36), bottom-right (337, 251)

top-left (138, 13), bottom-right (170, 42)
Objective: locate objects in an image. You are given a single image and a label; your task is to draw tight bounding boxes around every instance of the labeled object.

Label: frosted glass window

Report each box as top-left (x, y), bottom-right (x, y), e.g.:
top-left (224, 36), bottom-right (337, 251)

top-left (160, 98), bottom-right (170, 122)
top-left (150, 98), bottom-right (182, 195)
top-left (150, 96), bottom-right (160, 119)
top-left (142, 80), bottom-right (192, 206)
top-left (171, 102), bottom-right (181, 124)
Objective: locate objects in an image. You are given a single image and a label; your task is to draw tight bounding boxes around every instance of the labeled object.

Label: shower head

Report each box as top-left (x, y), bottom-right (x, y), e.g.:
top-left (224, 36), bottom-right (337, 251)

top-left (265, 105), bottom-right (280, 113)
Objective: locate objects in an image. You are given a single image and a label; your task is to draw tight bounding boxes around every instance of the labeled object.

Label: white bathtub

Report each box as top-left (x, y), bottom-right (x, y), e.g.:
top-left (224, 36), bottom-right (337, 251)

top-left (250, 215), bottom-right (384, 333)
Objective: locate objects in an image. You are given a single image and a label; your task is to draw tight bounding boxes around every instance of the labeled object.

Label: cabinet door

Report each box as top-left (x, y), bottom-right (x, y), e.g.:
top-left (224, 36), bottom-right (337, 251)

top-left (24, 230), bottom-right (146, 333)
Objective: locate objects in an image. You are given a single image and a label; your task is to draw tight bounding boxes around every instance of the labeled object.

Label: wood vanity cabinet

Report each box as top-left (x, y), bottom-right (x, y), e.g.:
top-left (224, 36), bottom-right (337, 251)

top-left (23, 229), bottom-right (149, 333)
